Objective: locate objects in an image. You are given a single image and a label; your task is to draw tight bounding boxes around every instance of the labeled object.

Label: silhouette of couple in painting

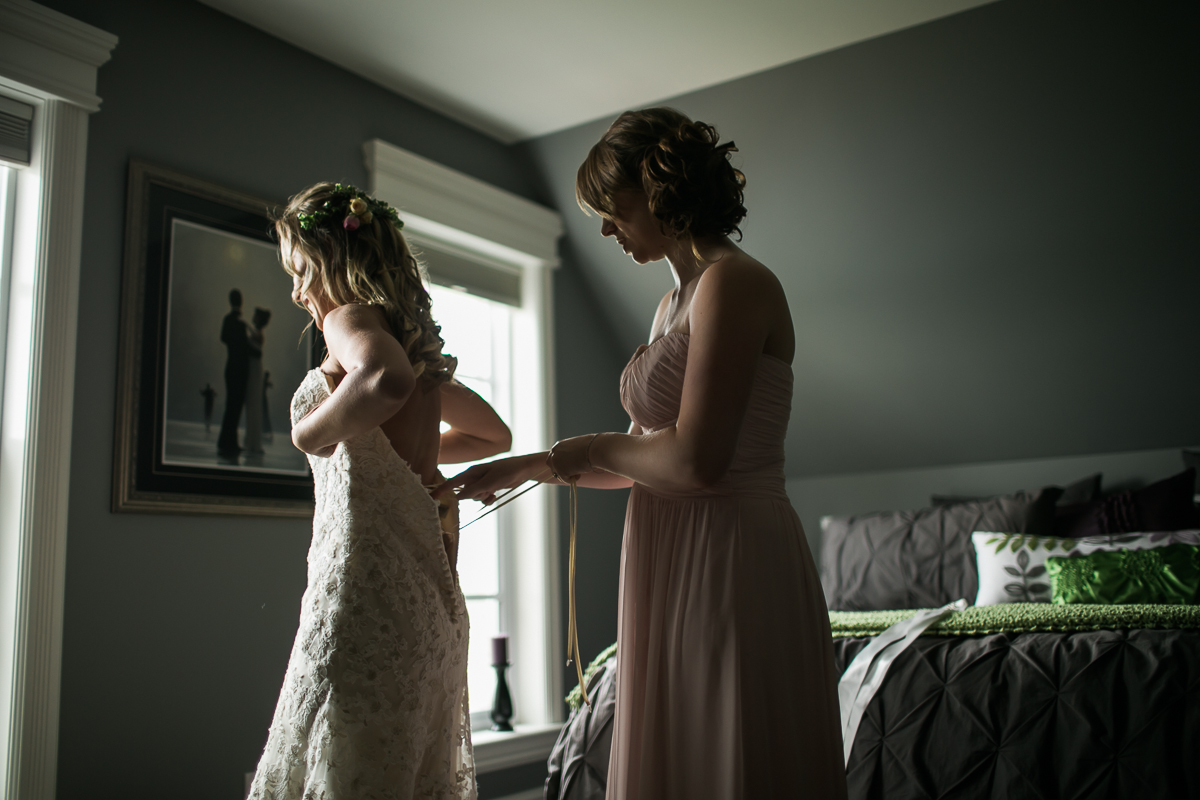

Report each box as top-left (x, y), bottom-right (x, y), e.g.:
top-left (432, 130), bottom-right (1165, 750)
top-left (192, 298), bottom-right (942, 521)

top-left (217, 288), bottom-right (272, 461)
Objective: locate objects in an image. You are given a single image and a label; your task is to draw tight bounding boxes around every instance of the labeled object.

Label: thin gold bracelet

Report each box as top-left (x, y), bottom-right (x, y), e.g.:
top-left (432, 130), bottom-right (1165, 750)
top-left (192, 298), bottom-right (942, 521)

top-left (584, 432), bottom-right (602, 473)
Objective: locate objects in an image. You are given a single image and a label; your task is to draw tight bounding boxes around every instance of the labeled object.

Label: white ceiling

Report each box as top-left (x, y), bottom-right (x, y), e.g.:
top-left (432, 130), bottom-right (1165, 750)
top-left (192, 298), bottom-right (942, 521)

top-left (198, 0), bottom-right (996, 142)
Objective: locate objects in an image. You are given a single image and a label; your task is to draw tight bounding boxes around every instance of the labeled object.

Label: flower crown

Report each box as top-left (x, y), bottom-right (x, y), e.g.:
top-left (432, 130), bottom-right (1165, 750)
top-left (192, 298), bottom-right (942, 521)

top-left (296, 184), bottom-right (403, 233)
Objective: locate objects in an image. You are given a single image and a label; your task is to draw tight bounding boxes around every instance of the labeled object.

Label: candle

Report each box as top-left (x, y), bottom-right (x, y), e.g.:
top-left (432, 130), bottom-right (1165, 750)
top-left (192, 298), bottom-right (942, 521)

top-left (492, 634), bottom-right (509, 666)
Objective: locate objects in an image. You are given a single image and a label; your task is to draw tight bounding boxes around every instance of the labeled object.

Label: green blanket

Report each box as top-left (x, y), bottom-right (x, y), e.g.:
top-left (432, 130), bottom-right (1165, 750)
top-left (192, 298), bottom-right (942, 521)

top-left (567, 604), bottom-right (1200, 708)
top-left (829, 602), bottom-right (1200, 638)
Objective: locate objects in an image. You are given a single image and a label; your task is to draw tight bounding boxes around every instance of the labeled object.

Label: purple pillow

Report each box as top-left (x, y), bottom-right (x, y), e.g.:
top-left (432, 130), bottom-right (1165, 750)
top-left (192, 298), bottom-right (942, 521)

top-left (1056, 468), bottom-right (1199, 539)
top-left (1184, 450), bottom-right (1199, 494)
top-left (932, 473), bottom-right (1101, 509)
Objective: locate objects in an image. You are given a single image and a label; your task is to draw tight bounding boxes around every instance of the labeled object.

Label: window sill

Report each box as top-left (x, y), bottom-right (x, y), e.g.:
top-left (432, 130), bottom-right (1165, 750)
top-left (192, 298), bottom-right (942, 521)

top-left (473, 723), bottom-right (562, 773)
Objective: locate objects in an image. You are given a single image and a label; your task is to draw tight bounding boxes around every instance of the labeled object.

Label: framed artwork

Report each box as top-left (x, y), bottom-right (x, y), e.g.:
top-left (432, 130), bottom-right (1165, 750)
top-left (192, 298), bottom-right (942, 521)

top-left (113, 160), bottom-right (319, 516)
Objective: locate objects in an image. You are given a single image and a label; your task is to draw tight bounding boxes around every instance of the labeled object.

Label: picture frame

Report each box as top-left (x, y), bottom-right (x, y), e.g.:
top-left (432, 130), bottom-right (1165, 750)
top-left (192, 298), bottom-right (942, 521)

top-left (113, 160), bottom-right (320, 517)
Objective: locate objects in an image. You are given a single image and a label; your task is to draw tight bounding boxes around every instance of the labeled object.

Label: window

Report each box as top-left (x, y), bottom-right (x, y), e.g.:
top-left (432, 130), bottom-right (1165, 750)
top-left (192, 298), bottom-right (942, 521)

top-left (0, 5), bottom-right (117, 791)
top-left (427, 282), bottom-right (513, 724)
top-left (0, 163), bottom-right (14, 434)
top-left (367, 138), bottom-right (564, 764)
top-left (0, 93), bottom-right (32, 451)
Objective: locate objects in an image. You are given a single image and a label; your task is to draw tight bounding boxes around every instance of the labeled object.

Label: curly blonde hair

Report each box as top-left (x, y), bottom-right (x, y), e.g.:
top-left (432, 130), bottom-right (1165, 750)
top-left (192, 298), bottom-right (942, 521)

top-left (275, 182), bottom-right (456, 383)
top-left (576, 107), bottom-right (747, 242)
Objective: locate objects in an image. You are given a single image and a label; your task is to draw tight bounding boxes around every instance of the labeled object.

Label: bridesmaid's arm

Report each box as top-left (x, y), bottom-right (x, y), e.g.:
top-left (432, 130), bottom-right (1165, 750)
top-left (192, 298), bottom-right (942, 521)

top-left (435, 420), bottom-right (640, 501)
top-left (555, 261), bottom-right (780, 492)
top-left (552, 420), bottom-right (641, 490)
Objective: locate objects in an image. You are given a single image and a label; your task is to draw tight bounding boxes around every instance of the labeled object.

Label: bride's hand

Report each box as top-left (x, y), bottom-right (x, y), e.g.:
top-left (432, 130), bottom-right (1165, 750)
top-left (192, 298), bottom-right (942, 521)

top-left (435, 452), bottom-right (549, 503)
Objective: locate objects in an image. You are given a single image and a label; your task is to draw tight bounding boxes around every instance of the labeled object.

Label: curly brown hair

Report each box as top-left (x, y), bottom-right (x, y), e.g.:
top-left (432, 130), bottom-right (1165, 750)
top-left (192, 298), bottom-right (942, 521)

top-left (575, 107), bottom-right (747, 242)
top-left (275, 182), bottom-right (456, 384)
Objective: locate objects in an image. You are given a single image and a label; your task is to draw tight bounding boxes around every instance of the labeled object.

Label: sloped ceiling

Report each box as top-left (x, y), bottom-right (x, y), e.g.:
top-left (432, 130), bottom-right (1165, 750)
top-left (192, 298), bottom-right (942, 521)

top-left (524, 2), bottom-right (1200, 475)
top-left (196, 0), bottom-right (995, 142)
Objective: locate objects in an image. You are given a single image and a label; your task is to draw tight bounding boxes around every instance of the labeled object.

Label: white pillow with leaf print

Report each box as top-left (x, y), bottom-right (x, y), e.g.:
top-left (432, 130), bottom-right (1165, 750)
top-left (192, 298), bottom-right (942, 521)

top-left (971, 530), bottom-right (1200, 605)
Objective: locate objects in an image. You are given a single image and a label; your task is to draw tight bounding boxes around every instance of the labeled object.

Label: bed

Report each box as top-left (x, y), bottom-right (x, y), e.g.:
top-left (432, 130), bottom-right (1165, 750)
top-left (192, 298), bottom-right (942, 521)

top-left (830, 604), bottom-right (1200, 798)
top-left (546, 605), bottom-right (1200, 799)
top-left (545, 467), bottom-right (1200, 799)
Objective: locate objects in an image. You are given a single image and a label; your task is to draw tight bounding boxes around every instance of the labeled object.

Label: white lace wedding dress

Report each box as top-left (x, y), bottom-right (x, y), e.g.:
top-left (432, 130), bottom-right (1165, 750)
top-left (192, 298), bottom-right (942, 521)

top-left (248, 369), bottom-right (475, 800)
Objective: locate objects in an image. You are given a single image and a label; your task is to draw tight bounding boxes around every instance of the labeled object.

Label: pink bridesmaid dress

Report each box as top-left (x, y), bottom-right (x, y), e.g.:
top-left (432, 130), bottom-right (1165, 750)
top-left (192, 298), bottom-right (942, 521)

top-left (609, 332), bottom-right (847, 800)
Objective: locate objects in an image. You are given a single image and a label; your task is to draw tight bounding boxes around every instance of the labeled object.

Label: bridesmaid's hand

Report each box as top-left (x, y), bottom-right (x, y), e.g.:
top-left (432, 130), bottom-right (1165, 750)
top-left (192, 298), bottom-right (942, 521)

top-left (548, 434), bottom-right (599, 481)
top-left (435, 452), bottom-right (549, 503)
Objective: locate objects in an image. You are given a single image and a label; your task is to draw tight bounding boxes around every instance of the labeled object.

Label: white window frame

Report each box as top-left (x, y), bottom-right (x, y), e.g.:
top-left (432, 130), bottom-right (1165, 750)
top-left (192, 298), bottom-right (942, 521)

top-left (366, 139), bottom-right (565, 766)
top-left (0, 2), bottom-right (117, 798)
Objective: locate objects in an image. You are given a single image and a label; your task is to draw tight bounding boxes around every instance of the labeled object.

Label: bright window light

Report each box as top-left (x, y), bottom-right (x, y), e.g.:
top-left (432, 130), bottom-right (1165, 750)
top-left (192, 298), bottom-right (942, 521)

top-left (428, 284), bottom-right (515, 719)
top-left (0, 164), bottom-right (13, 434)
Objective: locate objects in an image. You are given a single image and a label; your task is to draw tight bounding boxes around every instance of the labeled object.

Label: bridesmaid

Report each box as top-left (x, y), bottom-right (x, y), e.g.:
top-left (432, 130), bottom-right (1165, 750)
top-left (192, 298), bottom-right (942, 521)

top-left (440, 108), bottom-right (846, 799)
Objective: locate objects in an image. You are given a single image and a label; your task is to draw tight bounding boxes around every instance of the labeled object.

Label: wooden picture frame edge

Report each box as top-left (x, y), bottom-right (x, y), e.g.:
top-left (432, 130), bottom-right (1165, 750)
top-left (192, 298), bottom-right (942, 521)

top-left (111, 159), bottom-right (314, 518)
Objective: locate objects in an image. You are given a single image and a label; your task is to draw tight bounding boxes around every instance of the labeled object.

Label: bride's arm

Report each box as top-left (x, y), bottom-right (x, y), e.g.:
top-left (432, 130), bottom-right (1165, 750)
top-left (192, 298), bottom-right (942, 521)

top-left (552, 261), bottom-right (780, 492)
top-left (438, 380), bottom-right (512, 463)
top-left (292, 304), bottom-right (414, 457)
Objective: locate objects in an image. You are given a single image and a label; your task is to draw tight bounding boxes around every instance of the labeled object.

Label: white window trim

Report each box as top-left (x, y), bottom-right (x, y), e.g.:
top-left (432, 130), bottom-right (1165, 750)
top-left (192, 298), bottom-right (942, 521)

top-left (470, 722), bottom-right (563, 773)
top-left (365, 139), bottom-right (565, 770)
top-left (0, 2), bottom-right (116, 798)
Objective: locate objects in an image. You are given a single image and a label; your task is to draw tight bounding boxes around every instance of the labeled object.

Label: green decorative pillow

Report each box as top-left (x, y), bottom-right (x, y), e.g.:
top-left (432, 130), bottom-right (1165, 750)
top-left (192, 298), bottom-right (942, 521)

top-left (1047, 544), bottom-right (1200, 605)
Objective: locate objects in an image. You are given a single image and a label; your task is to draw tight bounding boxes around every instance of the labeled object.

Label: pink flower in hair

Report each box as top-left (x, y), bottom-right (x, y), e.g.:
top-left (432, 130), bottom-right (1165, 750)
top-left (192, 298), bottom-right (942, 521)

top-left (343, 215), bottom-right (361, 231)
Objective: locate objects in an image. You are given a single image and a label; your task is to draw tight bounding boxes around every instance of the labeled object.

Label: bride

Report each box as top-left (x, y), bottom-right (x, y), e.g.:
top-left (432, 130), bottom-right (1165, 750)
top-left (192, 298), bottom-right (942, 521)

top-left (247, 183), bottom-right (510, 800)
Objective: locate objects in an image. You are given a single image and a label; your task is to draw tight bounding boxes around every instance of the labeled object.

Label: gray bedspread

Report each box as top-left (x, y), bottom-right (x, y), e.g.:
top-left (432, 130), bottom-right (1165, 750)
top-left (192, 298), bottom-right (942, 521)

top-left (546, 608), bottom-right (1200, 799)
top-left (833, 627), bottom-right (1199, 799)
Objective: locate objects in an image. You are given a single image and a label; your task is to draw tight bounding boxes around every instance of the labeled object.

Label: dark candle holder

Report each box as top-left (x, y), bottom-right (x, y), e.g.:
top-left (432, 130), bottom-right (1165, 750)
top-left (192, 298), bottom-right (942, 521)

top-left (490, 662), bottom-right (514, 732)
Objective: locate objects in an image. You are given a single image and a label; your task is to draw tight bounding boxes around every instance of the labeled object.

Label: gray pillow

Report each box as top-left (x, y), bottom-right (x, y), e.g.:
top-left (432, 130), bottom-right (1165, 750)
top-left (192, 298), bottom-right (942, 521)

top-left (819, 488), bottom-right (1061, 611)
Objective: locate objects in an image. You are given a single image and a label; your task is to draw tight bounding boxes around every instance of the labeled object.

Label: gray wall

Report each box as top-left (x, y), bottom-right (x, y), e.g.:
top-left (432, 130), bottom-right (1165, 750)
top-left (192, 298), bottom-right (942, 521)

top-left (521, 0), bottom-right (1200, 481)
top-left (547, 238), bottom-right (633, 697)
top-left (519, 0), bottom-right (1200, 686)
top-left (44, 1), bottom-right (600, 798)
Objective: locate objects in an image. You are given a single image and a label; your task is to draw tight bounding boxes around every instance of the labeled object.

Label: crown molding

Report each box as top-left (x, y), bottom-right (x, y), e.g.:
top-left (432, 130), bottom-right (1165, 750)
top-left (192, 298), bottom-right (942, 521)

top-left (364, 138), bottom-right (562, 268)
top-left (0, 0), bottom-right (117, 112)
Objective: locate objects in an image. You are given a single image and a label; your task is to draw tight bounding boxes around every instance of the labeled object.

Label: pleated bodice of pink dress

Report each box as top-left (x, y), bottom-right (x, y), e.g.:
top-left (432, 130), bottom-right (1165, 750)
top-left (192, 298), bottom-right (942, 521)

top-left (610, 332), bottom-right (847, 800)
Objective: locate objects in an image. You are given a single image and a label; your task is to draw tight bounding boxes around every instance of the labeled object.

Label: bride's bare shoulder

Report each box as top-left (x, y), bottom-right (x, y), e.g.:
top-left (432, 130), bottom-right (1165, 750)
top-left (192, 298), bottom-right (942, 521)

top-left (323, 302), bottom-right (389, 330)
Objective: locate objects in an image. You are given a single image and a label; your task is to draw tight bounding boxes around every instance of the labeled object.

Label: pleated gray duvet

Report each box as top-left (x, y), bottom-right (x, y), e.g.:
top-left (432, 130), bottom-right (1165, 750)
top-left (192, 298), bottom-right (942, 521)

top-left (546, 605), bottom-right (1200, 799)
top-left (834, 627), bottom-right (1199, 798)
